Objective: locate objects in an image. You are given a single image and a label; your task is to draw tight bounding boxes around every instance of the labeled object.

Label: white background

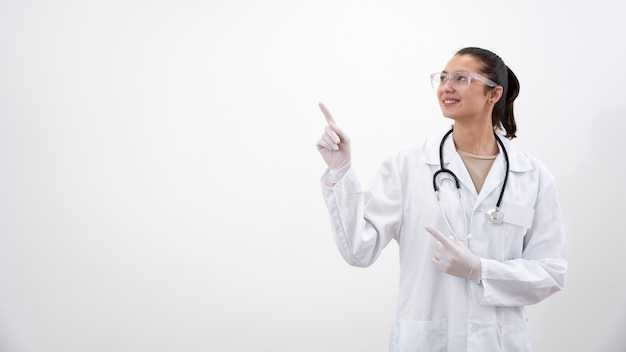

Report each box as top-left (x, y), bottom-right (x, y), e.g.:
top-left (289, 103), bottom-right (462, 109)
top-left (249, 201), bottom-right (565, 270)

top-left (1, 0), bottom-right (625, 351)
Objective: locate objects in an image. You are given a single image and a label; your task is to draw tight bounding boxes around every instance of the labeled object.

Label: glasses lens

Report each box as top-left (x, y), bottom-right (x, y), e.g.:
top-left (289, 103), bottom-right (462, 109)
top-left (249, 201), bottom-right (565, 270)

top-left (431, 71), bottom-right (472, 90)
top-left (430, 72), bottom-right (444, 89)
top-left (452, 72), bottom-right (471, 88)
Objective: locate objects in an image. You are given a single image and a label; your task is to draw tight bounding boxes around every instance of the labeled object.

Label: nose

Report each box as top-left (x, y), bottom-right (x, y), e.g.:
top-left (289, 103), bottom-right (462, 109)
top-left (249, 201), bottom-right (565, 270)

top-left (438, 79), bottom-right (455, 93)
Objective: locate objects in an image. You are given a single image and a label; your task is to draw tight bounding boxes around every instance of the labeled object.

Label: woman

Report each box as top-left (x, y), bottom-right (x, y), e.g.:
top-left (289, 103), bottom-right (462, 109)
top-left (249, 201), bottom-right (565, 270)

top-left (316, 47), bottom-right (566, 351)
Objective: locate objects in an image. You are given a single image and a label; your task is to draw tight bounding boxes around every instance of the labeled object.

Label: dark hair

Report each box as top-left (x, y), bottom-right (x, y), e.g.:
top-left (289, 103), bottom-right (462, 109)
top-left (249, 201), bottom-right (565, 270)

top-left (456, 47), bottom-right (520, 139)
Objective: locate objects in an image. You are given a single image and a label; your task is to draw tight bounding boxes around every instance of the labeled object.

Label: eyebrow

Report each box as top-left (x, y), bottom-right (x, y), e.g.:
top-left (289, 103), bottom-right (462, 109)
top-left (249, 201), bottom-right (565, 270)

top-left (441, 70), bottom-right (469, 74)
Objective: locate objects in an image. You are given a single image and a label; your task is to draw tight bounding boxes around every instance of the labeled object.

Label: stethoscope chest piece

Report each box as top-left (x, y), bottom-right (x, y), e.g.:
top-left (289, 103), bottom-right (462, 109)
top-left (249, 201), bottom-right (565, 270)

top-left (485, 208), bottom-right (504, 225)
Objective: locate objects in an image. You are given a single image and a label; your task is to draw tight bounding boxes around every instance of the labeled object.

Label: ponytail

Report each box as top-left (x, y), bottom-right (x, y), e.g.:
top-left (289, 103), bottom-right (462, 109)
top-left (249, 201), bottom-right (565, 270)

top-left (499, 65), bottom-right (520, 139)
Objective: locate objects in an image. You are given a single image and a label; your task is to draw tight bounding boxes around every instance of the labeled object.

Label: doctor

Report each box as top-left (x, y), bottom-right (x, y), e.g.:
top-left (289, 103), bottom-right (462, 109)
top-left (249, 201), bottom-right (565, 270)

top-left (316, 47), bottom-right (566, 351)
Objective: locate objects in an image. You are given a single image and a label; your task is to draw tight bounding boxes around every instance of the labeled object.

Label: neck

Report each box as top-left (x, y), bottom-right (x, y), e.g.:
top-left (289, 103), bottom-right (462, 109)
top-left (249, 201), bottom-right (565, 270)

top-left (452, 122), bottom-right (498, 156)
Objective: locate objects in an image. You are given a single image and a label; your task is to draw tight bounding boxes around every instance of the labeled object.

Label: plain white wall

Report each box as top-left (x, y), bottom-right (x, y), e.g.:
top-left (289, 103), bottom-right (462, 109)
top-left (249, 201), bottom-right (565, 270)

top-left (1, 0), bottom-right (625, 351)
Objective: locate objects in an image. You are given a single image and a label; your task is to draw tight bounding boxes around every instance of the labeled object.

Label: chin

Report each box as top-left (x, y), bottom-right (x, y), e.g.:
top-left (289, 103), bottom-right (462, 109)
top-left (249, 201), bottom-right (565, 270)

top-left (440, 111), bottom-right (455, 120)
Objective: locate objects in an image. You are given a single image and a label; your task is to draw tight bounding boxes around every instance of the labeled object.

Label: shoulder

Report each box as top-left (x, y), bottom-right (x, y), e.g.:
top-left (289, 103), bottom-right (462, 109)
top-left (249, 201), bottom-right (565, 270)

top-left (392, 129), bottom-right (451, 165)
top-left (501, 136), bottom-right (556, 186)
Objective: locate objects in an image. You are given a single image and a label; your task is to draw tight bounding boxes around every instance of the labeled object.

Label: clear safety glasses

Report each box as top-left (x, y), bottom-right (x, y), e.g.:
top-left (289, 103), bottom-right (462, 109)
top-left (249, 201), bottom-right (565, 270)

top-left (430, 71), bottom-right (497, 90)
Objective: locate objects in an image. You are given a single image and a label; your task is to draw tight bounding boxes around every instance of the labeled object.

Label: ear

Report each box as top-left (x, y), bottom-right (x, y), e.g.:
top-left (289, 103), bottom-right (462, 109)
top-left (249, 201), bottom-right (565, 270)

top-left (489, 86), bottom-right (504, 104)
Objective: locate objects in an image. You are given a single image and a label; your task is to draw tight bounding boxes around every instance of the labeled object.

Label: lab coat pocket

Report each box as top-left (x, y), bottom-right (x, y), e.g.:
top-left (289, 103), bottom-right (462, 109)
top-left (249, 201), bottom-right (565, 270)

top-left (503, 223), bottom-right (526, 260)
top-left (502, 203), bottom-right (534, 260)
top-left (396, 318), bottom-right (447, 352)
top-left (500, 321), bottom-right (532, 352)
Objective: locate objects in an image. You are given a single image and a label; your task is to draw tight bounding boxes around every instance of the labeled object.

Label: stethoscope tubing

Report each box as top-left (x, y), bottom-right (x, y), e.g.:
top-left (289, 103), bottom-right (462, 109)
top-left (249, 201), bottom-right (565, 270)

top-left (432, 127), bottom-right (510, 239)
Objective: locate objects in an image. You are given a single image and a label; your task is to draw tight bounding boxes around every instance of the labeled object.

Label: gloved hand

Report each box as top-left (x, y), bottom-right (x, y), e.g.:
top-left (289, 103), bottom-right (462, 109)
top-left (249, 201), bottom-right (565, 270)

top-left (426, 226), bottom-right (482, 283)
top-left (316, 102), bottom-right (351, 185)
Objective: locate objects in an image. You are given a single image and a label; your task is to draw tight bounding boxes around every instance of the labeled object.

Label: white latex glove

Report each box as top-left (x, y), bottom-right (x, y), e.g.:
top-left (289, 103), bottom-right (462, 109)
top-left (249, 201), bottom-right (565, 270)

top-left (426, 226), bottom-right (482, 283)
top-left (316, 102), bottom-right (351, 185)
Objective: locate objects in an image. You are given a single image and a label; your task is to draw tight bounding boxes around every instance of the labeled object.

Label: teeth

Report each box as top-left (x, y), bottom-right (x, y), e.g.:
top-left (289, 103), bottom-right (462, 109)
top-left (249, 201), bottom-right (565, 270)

top-left (444, 100), bottom-right (458, 104)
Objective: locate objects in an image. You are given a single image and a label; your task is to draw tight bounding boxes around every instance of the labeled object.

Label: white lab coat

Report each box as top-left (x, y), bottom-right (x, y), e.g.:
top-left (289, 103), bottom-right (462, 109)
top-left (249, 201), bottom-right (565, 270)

top-left (321, 129), bottom-right (567, 352)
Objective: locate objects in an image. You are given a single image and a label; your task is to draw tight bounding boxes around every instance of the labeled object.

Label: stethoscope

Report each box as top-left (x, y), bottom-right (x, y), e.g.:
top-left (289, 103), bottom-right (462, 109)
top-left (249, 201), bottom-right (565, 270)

top-left (432, 128), bottom-right (510, 240)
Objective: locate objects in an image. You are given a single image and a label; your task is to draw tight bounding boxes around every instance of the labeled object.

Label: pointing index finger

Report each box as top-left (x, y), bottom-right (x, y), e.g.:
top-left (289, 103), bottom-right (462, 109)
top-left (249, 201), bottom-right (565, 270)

top-left (318, 102), bottom-right (336, 125)
top-left (425, 226), bottom-right (453, 246)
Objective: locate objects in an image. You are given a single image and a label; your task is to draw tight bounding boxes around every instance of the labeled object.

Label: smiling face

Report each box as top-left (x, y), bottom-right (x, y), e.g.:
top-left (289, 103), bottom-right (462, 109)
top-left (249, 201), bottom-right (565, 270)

top-left (437, 54), bottom-right (498, 124)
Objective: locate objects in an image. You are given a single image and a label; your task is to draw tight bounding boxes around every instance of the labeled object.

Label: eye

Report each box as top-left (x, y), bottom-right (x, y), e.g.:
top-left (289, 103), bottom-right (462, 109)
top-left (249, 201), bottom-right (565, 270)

top-left (455, 73), bottom-right (469, 82)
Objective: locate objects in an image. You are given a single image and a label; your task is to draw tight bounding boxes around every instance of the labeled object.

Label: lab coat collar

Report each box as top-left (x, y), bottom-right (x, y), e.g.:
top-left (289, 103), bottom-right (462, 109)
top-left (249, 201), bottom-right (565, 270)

top-left (422, 127), bottom-right (533, 198)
